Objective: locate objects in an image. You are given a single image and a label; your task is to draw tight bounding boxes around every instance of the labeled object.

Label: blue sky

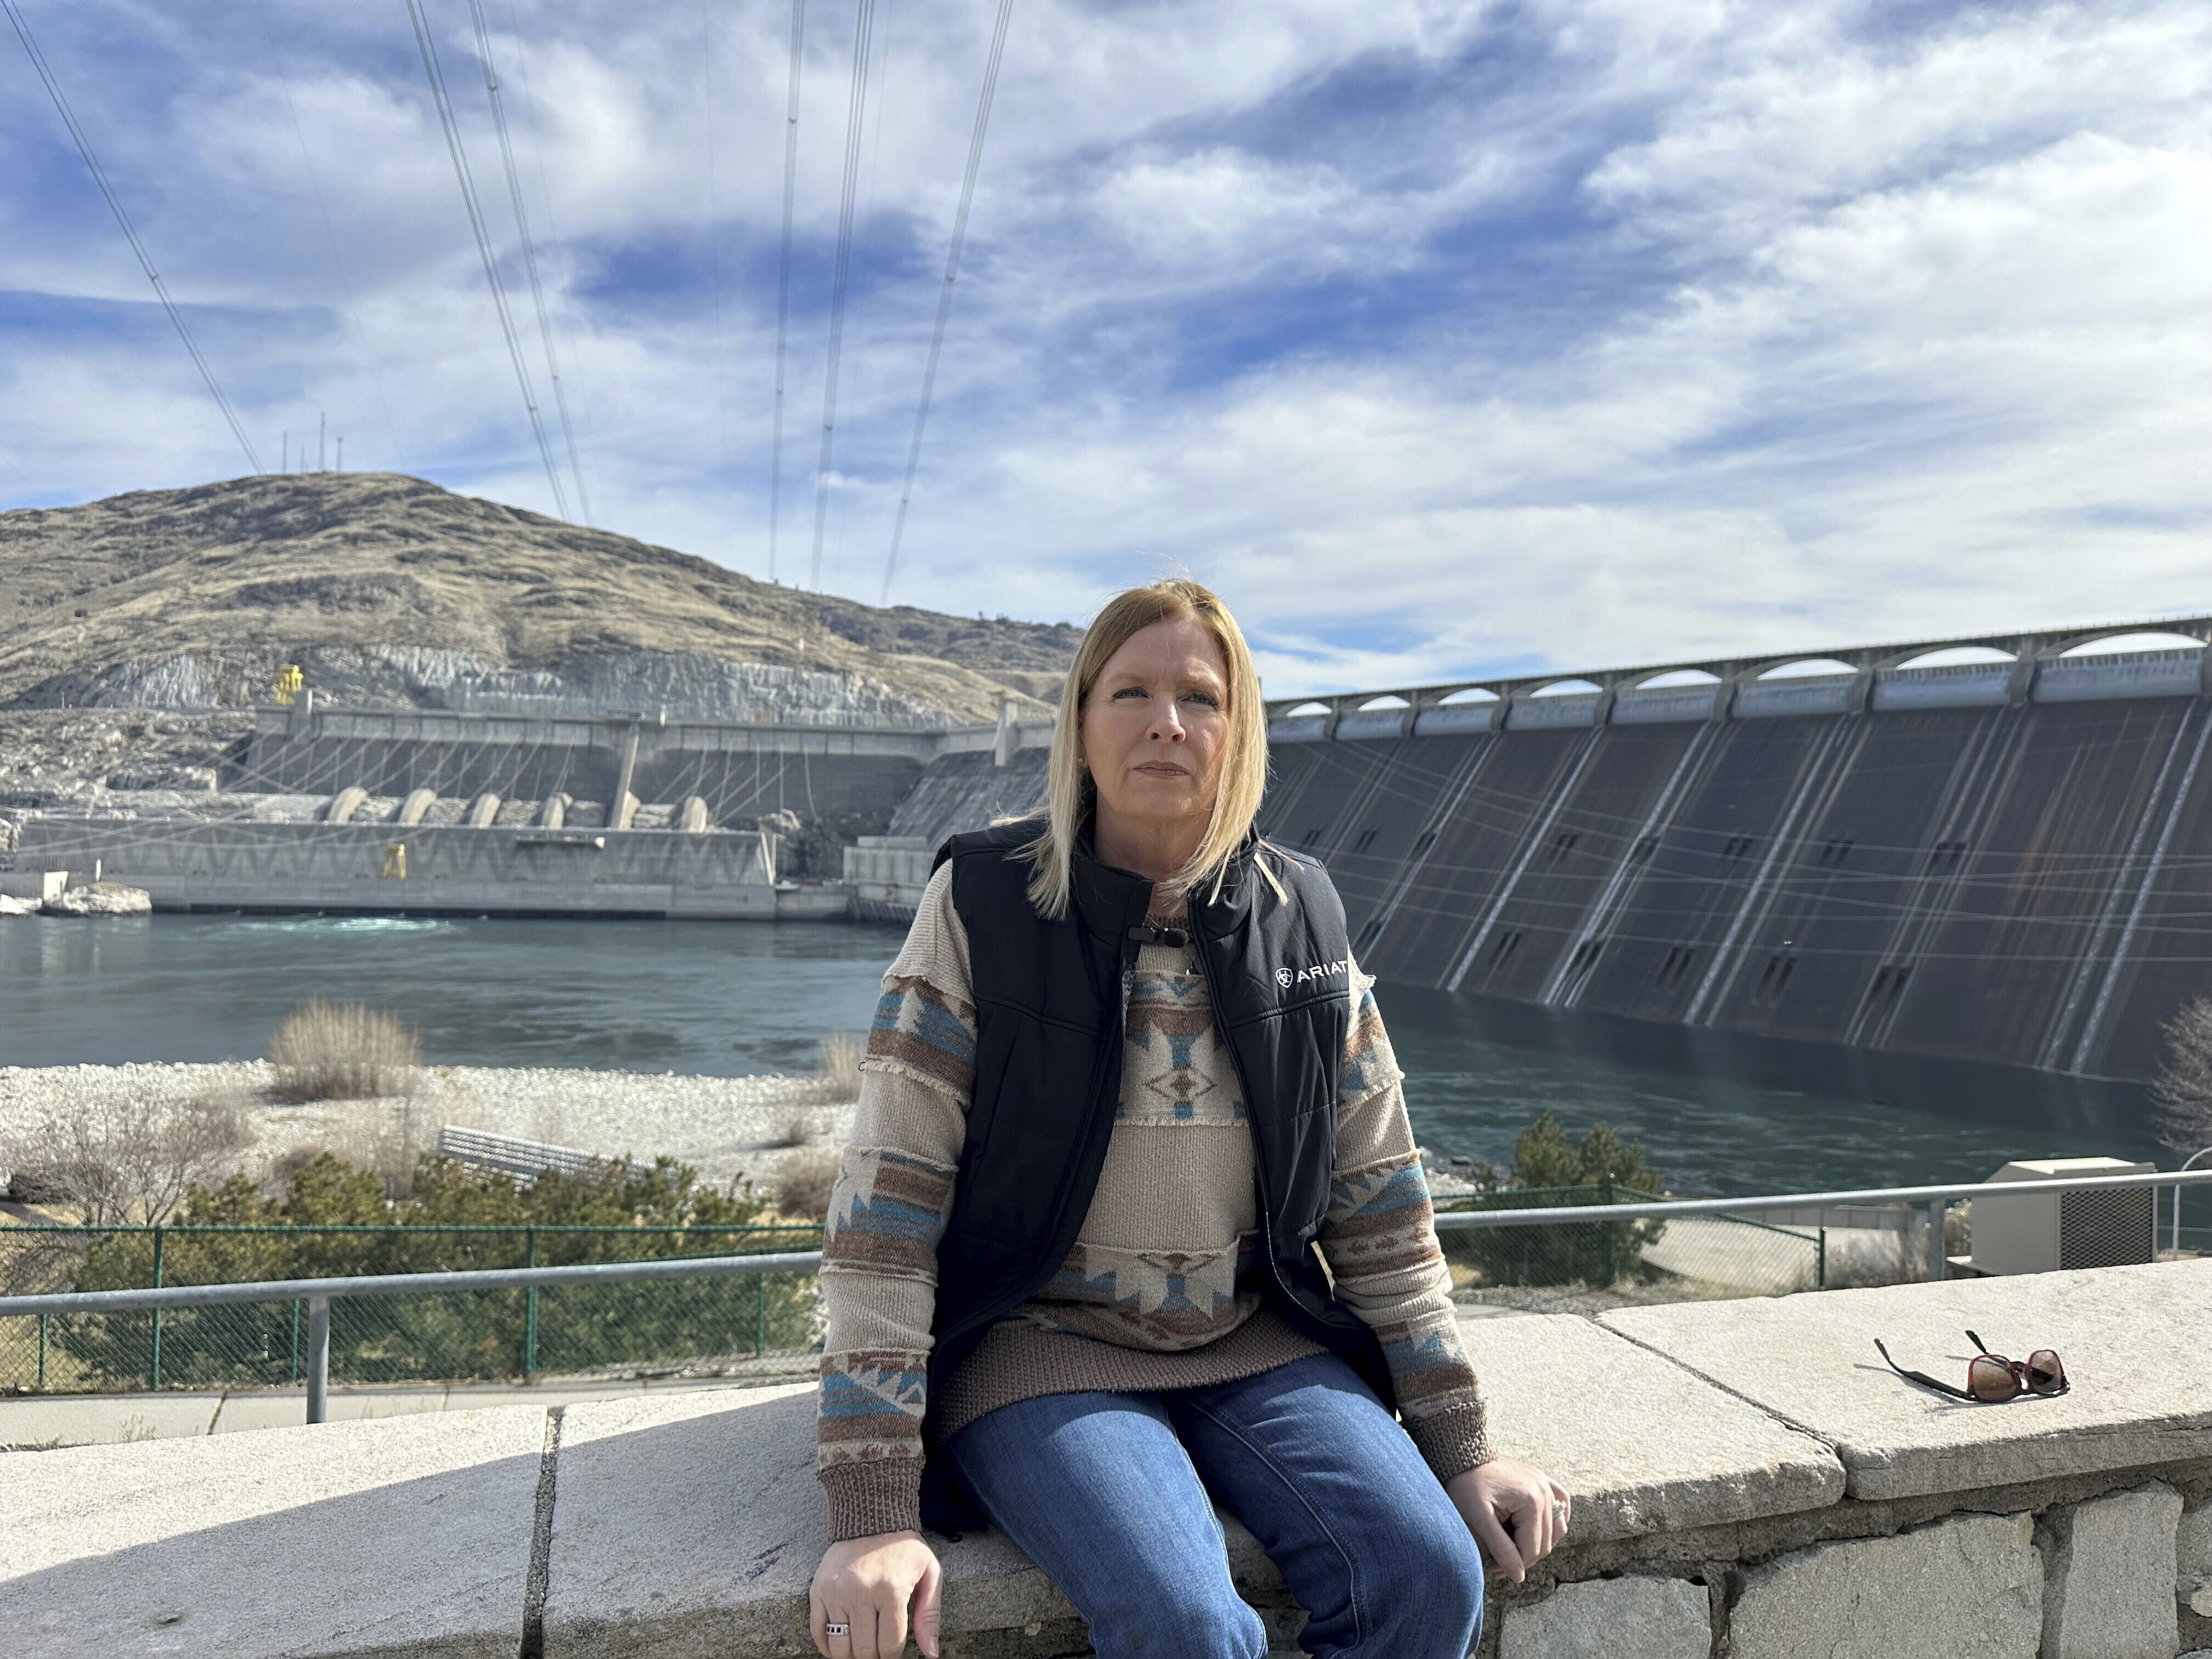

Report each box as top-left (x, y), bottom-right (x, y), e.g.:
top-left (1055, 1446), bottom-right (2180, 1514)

top-left (3, 0), bottom-right (2209, 696)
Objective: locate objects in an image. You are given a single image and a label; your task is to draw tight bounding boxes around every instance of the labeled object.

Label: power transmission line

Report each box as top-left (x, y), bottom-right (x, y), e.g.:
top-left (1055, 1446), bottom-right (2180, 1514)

top-left (4, 0), bottom-right (263, 473)
top-left (252, 0), bottom-right (405, 472)
top-left (766, 0), bottom-right (808, 584)
top-left (703, 0), bottom-right (731, 548)
top-left (402, 0), bottom-right (570, 519)
top-left (881, 0), bottom-right (1013, 604)
top-left (464, 0), bottom-right (591, 523)
top-left (808, 0), bottom-right (881, 590)
top-left (499, 0), bottom-right (600, 517)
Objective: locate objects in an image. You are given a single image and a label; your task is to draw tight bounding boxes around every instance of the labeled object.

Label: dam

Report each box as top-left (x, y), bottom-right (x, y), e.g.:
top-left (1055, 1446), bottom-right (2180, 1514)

top-left (9, 617), bottom-right (2212, 1085)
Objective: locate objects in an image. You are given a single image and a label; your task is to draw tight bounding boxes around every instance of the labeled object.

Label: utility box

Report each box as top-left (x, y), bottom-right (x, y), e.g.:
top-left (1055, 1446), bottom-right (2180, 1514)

top-left (1971, 1157), bottom-right (2157, 1276)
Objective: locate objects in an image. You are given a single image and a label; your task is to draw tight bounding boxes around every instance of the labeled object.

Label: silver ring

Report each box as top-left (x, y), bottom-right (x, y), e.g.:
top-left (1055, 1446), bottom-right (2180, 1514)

top-left (1551, 1500), bottom-right (1568, 1522)
top-left (825, 1623), bottom-right (849, 1637)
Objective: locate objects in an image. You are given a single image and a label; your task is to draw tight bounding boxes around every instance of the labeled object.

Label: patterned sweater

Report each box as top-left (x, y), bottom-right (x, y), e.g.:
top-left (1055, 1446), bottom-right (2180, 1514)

top-left (816, 861), bottom-right (1492, 1541)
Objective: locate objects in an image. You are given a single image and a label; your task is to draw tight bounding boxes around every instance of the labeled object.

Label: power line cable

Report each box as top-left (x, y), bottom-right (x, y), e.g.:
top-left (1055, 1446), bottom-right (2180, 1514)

top-left (766, 0), bottom-right (808, 584)
top-left (880, 0), bottom-right (1013, 603)
top-left (808, 0), bottom-right (881, 590)
top-left (4, 0), bottom-right (264, 473)
top-left (499, 0), bottom-right (599, 514)
top-left (402, 0), bottom-right (569, 519)
top-left (462, 0), bottom-right (590, 523)
top-left (702, 0), bottom-right (731, 548)
top-left (251, 0), bottom-right (405, 472)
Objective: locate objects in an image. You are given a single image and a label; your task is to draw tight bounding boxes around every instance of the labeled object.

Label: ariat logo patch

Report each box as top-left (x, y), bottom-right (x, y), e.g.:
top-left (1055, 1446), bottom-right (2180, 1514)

top-left (1276, 959), bottom-right (1347, 990)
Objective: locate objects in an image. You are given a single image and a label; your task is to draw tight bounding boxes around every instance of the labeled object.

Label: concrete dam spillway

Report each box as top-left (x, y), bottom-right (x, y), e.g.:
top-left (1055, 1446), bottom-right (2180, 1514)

top-left (1252, 628), bottom-right (2212, 1086)
top-left (9, 618), bottom-right (2212, 1088)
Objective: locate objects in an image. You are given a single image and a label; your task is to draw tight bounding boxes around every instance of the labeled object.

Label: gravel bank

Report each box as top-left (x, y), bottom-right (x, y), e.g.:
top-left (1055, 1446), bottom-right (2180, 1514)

top-left (0, 1062), bottom-right (855, 1199)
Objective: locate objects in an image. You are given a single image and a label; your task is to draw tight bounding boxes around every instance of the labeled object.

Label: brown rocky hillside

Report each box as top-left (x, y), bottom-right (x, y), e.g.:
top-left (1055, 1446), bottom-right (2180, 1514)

top-left (0, 473), bottom-right (1077, 724)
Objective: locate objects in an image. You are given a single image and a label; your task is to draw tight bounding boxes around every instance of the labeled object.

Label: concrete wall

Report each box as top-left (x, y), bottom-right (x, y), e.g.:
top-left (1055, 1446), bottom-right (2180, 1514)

top-left (230, 706), bottom-right (943, 830)
top-left (11, 816), bottom-right (802, 919)
top-left (7, 1259), bottom-right (2207, 1657)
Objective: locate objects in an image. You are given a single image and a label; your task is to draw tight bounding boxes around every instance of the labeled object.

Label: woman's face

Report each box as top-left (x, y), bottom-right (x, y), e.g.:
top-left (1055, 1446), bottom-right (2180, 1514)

top-left (1081, 616), bottom-right (1232, 844)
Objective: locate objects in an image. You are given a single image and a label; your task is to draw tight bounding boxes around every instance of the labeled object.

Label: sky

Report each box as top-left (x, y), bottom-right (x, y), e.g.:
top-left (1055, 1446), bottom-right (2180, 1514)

top-left (2, 0), bottom-right (2208, 697)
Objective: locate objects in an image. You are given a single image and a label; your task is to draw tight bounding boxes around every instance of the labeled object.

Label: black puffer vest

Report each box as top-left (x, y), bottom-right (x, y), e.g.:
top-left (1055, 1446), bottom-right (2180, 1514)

top-left (919, 817), bottom-right (1393, 1531)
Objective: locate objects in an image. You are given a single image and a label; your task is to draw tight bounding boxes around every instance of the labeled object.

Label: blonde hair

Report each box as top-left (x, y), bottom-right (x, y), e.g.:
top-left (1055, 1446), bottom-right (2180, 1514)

top-left (1019, 578), bottom-right (1273, 918)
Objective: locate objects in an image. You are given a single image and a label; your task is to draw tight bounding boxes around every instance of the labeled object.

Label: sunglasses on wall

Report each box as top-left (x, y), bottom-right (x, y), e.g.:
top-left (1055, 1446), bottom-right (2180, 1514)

top-left (1875, 1330), bottom-right (2069, 1402)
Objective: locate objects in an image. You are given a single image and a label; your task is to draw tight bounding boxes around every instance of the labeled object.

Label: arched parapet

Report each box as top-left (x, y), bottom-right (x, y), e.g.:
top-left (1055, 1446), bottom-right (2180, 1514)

top-left (466, 793), bottom-right (501, 829)
top-left (2035, 630), bottom-right (2208, 704)
top-left (325, 786), bottom-right (368, 826)
top-left (1335, 693), bottom-right (1417, 741)
top-left (1871, 644), bottom-right (2019, 712)
top-left (1412, 685), bottom-right (1502, 737)
top-left (397, 788), bottom-right (438, 827)
top-left (678, 796), bottom-right (712, 833)
top-left (1615, 667), bottom-right (1726, 726)
top-left (1733, 656), bottom-right (1866, 720)
top-left (538, 792), bottom-right (572, 830)
top-left (1506, 677), bottom-right (1605, 731)
top-left (1266, 700), bottom-right (1336, 745)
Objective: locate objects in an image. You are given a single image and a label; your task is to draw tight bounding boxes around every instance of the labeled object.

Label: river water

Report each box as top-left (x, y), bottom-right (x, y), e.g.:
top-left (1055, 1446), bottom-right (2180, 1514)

top-left (1, 913), bottom-right (2170, 1197)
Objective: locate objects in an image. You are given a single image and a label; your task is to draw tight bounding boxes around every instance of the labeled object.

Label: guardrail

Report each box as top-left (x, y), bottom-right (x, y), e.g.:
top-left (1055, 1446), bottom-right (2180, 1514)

top-left (0, 1249), bottom-right (820, 1423)
top-left (1432, 1167), bottom-right (2212, 1285)
top-left (5, 1171), bottom-right (2207, 1419)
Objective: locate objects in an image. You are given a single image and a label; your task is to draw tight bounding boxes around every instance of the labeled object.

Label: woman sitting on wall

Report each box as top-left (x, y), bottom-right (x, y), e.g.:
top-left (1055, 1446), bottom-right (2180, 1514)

top-left (808, 578), bottom-right (1570, 1659)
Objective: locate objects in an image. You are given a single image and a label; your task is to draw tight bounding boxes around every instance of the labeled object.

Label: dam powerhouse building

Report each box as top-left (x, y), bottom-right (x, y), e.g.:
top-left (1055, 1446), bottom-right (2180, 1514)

top-left (9, 617), bottom-right (2212, 1088)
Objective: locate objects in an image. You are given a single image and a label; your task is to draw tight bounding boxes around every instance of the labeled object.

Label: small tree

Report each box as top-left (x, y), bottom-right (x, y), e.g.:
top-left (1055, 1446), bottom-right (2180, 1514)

top-left (2150, 995), bottom-right (2212, 1158)
top-left (1449, 1112), bottom-right (1667, 1289)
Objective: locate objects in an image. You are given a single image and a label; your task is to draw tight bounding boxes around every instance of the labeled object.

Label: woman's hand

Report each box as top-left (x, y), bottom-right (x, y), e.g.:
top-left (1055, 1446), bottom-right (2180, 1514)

top-left (1443, 1458), bottom-right (1570, 1583)
top-left (810, 1531), bottom-right (943, 1658)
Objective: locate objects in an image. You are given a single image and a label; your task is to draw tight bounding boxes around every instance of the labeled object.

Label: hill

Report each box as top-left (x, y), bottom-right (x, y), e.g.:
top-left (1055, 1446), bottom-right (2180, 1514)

top-left (0, 473), bottom-right (1078, 725)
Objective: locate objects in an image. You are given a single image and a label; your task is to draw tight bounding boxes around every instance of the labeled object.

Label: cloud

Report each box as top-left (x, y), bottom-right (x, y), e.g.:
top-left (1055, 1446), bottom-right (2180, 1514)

top-left (1, 0), bottom-right (2208, 697)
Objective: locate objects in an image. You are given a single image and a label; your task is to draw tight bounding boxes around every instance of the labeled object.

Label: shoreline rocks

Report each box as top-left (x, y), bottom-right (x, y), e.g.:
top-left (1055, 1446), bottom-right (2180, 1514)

top-left (40, 882), bottom-right (152, 917)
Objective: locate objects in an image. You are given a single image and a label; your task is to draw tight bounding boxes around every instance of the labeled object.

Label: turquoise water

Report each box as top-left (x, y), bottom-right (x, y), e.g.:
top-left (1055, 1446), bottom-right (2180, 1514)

top-left (1, 913), bottom-right (2170, 1197)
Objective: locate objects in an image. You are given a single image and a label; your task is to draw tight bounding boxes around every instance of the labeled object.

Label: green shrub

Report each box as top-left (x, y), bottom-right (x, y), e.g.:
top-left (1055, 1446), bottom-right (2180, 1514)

top-left (1443, 1113), bottom-right (1667, 1290)
top-left (50, 1149), bottom-right (815, 1389)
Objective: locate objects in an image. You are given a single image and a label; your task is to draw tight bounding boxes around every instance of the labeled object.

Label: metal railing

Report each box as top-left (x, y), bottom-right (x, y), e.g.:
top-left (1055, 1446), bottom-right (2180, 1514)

top-left (4, 1172), bottom-right (2208, 1413)
top-left (1432, 1167), bottom-right (2212, 1294)
top-left (0, 1248), bottom-right (821, 1423)
top-left (0, 1223), bottom-right (822, 1401)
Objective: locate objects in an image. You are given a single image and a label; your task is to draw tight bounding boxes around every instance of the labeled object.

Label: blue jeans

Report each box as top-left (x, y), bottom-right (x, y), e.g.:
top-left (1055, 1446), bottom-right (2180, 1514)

top-left (944, 1352), bottom-right (1484, 1659)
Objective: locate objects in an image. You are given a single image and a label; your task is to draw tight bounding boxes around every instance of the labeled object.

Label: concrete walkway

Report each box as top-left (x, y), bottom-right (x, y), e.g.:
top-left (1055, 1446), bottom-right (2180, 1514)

top-left (0, 1364), bottom-right (812, 1448)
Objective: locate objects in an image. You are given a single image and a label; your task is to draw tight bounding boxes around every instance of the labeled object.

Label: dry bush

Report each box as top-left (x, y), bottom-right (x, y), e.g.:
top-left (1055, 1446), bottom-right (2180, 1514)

top-left (769, 1111), bottom-right (817, 1150)
top-left (273, 1097), bottom-right (433, 1200)
top-left (1, 1090), bottom-right (255, 1225)
top-left (803, 1032), bottom-right (864, 1103)
top-left (267, 1002), bottom-right (421, 1102)
top-left (774, 1147), bottom-right (842, 1220)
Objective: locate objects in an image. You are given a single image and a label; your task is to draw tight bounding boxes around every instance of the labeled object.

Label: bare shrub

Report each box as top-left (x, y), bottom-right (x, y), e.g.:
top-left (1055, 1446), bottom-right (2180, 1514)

top-left (805, 1032), bottom-right (864, 1103)
top-left (769, 1111), bottom-right (817, 1150)
top-left (267, 1002), bottom-right (421, 1101)
top-left (2150, 994), bottom-right (2212, 1156)
top-left (1, 1090), bottom-right (255, 1225)
top-left (774, 1146), bottom-right (842, 1220)
top-left (274, 1097), bottom-right (433, 1200)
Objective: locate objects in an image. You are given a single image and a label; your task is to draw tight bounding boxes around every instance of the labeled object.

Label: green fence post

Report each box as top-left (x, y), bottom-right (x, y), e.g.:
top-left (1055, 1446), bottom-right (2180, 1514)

top-left (290, 1300), bottom-right (301, 1383)
top-left (1600, 1175), bottom-right (1616, 1286)
top-left (1818, 1226), bottom-right (1827, 1290)
top-left (37, 1312), bottom-right (47, 1390)
top-left (149, 1225), bottom-right (165, 1392)
top-left (523, 1226), bottom-right (538, 1378)
top-left (755, 1272), bottom-right (765, 1358)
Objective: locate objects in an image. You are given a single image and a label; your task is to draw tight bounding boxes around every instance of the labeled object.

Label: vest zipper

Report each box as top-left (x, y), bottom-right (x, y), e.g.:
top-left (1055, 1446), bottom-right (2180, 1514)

top-left (1184, 905), bottom-right (1302, 1317)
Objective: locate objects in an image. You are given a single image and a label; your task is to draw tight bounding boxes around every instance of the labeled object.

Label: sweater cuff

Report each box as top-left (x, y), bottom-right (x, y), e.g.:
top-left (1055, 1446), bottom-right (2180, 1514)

top-left (1403, 1399), bottom-right (1495, 1485)
top-left (820, 1459), bottom-right (925, 1542)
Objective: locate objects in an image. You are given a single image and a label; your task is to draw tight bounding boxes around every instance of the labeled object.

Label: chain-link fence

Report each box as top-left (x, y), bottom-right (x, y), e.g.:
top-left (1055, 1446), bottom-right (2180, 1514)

top-left (0, 1223), bottom-right (821, 1394)
top-left (1432, 1184), bottom-right (1949, 1314)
